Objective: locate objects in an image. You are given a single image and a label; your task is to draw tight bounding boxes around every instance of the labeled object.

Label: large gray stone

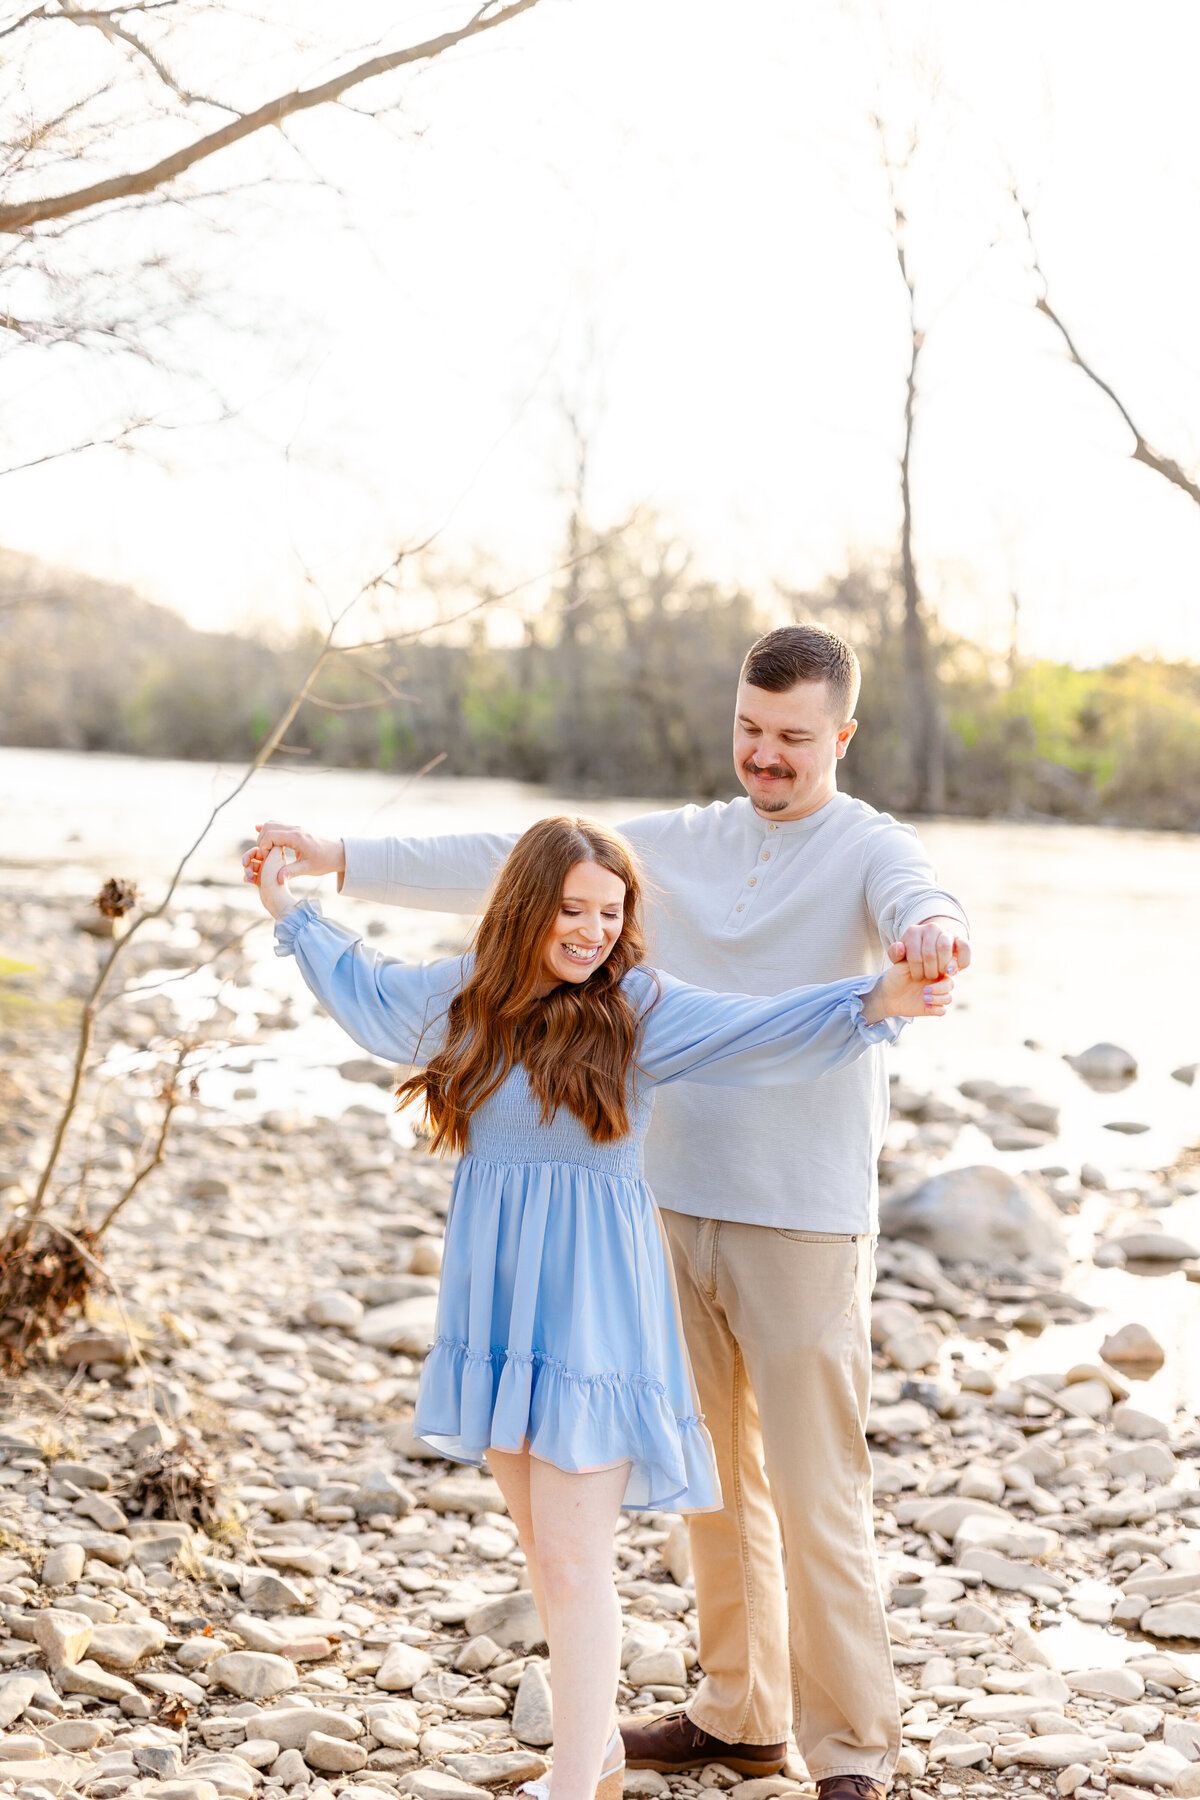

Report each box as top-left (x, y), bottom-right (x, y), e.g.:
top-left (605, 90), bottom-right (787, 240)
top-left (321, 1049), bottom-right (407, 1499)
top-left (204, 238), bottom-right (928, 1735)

top-left (1065, 1042), bottom-right (1137, 1086)
top-left (374, 1641), bottom-right (433, 1691)
top-left (56, 1658), bottom-right (138, 1701)
top-left (88, 1619), bottom-right (168, 1668)
top-left (465, 1589), bottom-right (544, 1651)
top-left (444, 1752), bottom-right (549, 1786)
top-left (356, 1296), bottom-right (439, 1353)
top-left (511, 1659), bottom-right (553, 1747)
top-left (207, 1651), bottom-right (300, 1699)
top-left (256, 1706), bottom-right (364, 1751)
top-left (304, 1731), bottom-right (368, 1773)
top-left (879, 1165), bottom-right (1066, 1266)
top-left (33, 1609), bottom-right (93, 1671)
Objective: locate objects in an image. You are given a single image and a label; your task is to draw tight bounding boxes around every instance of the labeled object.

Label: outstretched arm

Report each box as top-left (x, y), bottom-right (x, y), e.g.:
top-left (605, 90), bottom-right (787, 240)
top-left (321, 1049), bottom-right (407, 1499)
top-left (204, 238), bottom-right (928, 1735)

top-left (258, 849), bottom-right (461, 1063)
top-left (638, 955), bottom-right (951, 1089)
top-left (245, 820), bottom-right (518, 911)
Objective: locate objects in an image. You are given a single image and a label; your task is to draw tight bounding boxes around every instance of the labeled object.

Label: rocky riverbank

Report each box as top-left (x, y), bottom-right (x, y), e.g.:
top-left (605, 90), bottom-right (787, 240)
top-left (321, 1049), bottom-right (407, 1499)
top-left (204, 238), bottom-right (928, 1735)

top-left (2, 885), bottom-right (1200, 1800)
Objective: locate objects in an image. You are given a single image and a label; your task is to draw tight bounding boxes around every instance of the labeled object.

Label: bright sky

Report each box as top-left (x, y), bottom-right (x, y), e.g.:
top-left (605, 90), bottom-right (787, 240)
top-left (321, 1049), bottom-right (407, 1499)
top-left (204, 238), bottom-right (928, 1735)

top-left (3, 0), bottom-right (1199, 664)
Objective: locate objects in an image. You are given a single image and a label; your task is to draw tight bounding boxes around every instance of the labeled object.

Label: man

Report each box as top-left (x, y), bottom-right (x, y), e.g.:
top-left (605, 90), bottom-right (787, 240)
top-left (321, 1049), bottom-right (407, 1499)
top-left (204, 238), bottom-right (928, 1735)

top-left (248, 624), bottom-right (970, 1800)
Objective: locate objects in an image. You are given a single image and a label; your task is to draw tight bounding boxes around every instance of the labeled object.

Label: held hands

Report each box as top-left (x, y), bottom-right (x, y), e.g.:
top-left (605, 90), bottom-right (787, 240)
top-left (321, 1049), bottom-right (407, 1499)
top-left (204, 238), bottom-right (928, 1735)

top-left (243, 822), bottom-right (345, 887)
top-left (254, 846), bottom-right (301, 921)
top-left (896, 918), bottom-right (971, 982)
top-left (862, 951), bottom-right (955, 1025)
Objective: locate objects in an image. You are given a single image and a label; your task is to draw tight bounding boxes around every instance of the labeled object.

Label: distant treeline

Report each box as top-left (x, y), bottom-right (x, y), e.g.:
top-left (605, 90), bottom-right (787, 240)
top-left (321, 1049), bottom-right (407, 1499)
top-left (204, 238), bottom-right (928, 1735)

top-left (2, 531), bottom-right (1199, 830)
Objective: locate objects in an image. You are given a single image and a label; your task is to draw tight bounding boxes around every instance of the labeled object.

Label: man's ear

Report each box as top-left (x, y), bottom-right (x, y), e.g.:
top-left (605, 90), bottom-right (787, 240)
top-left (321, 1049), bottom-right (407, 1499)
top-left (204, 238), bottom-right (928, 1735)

top-left (835, 718), bottom-right (858, 760)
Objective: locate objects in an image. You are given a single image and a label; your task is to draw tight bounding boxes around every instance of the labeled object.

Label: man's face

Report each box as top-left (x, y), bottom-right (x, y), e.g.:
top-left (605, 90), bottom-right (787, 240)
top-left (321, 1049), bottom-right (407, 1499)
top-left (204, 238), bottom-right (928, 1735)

top-left (733, 679), bottom-right (857, 820)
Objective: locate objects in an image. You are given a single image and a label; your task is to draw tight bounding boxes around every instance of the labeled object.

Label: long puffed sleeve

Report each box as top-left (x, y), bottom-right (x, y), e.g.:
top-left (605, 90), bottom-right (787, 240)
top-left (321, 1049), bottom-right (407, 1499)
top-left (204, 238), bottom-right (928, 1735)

top-left (274, 901), bottom-right (463, 1064)
top-left (635, 969), bottom-right (904, 1088)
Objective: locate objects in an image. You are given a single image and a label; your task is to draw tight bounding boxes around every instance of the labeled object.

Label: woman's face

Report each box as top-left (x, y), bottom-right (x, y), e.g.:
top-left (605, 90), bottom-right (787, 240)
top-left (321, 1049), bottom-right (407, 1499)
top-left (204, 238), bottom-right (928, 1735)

top-left (541, 859), bottom-right (626, 987)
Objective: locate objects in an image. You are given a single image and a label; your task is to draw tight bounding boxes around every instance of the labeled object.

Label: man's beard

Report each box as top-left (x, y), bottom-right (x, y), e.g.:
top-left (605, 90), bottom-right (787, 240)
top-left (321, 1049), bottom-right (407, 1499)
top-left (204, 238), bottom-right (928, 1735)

top-left (743, 761), bottom-right (795, 813)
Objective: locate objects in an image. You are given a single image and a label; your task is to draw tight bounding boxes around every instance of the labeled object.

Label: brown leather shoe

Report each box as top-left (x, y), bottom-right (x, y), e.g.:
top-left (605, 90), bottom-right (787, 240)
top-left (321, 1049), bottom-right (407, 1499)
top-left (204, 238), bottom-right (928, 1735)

top-left (620, 1711), bottom-right (786, 1776)
top-left (816, 1778), bottom-right (887, 1800)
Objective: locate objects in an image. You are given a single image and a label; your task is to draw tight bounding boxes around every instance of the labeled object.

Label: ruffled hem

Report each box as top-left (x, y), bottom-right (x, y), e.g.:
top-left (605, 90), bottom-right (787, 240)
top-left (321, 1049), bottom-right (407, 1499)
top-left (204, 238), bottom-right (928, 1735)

top-left (414, 1335), bottom-right (722, 1514)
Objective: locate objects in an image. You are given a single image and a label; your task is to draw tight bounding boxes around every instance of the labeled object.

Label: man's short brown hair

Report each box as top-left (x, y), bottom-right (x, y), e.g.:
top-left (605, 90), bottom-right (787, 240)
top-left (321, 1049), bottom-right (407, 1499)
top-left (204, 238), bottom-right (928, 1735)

top-left (740, 624), bottom-right (861, 721)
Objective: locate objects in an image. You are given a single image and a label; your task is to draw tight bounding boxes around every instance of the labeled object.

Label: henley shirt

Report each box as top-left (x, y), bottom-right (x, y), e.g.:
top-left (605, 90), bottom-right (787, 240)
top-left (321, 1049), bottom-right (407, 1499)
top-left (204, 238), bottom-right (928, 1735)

top-left (340, 790), bottom-right (967, 1233)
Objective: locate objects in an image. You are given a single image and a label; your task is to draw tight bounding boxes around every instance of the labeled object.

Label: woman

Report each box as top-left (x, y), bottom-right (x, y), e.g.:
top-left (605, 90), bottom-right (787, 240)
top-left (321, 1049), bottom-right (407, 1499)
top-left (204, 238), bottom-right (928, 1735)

top-left (255, 816), bottom-right (951, 1800)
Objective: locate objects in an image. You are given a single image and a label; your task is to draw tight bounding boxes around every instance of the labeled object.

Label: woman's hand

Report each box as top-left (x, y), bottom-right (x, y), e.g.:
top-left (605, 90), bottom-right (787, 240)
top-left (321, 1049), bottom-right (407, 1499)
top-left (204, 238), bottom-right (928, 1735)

top-left (243, 822), bottom-right (345, 887)
top-left (861, 945), bottom-right (955, 1025)
top-left (255, 846), bottom-right (301, 921)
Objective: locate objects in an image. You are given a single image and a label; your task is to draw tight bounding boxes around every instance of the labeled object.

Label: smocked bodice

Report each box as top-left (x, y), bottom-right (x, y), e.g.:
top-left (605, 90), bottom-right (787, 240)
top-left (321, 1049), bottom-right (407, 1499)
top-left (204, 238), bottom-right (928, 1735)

top-left (463, 1063), bottom-right (653, 1178)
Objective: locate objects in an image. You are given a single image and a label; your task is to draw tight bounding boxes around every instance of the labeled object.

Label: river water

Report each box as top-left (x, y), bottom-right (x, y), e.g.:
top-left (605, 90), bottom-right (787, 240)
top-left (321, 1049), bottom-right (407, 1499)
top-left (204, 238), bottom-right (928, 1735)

top-left (3, 745), bottom-right (1200, 1410)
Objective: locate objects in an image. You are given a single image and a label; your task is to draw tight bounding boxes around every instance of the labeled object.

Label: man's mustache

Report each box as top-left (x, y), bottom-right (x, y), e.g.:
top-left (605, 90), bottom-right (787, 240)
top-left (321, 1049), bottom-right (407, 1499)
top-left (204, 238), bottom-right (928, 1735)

top-left (743, 761), bottom-right (795, 780)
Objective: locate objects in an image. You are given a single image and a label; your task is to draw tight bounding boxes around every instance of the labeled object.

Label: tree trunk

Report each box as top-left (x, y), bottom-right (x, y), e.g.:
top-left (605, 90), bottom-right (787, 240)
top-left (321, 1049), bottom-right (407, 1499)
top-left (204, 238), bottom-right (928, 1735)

top-left (898, 330), bottom-right (945, 813)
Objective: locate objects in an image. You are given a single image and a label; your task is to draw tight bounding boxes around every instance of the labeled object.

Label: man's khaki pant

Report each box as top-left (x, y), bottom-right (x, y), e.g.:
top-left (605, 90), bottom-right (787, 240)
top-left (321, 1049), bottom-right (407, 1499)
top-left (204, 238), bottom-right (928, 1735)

top-left (661, 1211), bottom-right (900, 1783)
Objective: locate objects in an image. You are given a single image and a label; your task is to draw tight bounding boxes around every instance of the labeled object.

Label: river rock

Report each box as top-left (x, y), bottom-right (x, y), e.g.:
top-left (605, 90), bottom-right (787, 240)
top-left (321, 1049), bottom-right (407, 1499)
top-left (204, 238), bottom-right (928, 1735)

top-left (207, 1651), bottom-right (300, 1699)
top-left (994, 1736), bottom-right (1110, 1770)
top-left (1110, 1231), bottom-right (1200, 1263)
top-left (444, 1751), bottom-right (549, 1787)
top-left (511, 1659), bottom-right (553, 1746)
top-left (353, 1468), bottom-right (415, 1518)
top-left (356, 1296), bottom-right (439, 1353)
top-left (626, 1647), bottom-right (688, 1688)
top-left (156, 1784), bottom-right (220, 1800)
top-left (1119, 1746), bottom-right (1191, 1788)
top-left (879, 1165), bottom-right (1066, 1265)
top-left (32, 1608), bottom-right (93, 1670)
top-left (397, 1774), bottom-right (492, 1800)
top-left (0, 1674), bottom-right (43, 1728)
top-left (1065, 1042), bottom-right (1137, 1085)
top-left (1141, 1604), bottom-right (1200, 1640)
top-left (1164, 1720), bottom-right (1200, 1761)
top-left (305, 1289), bottom-right (365, 1329)
top-left (957, 1549), bottom-right (1068, 1602)
top-left (57, 1658), bottom-right (137, 1700)
top-left (40, 1545), bottom-right (86, 1588)
top-left (305, 1731), bottom-right (368, 1773)
top-left (236, 1740), bottom-right (281, 1770)
top-left (88, 1619), bottom-right (168, 1667)
top-left (954, 1515), bottom-right (1058, 1559)
top-left (256, 1707), bottom-right (364, 1751)
top-left (1101, 1322), bottom-right (1167, 1372)
top-left (375, 1641), bottom-right (434, 1690)
top-left (1113, 1404), bottom-right (1170, 1438)
top-left (1067, 1667), bottom-right (1145, 1702)
top-left (365, 1703), bottom-right (420, 1749)
top-left (465, 1590), bottom-right (543, 1651)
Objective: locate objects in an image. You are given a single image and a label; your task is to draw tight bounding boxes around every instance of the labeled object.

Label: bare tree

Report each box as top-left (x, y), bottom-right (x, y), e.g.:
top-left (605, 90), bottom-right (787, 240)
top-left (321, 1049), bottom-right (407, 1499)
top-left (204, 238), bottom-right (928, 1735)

top-left (1017, 194), bottom-right (1200, 514)
top-left (0, 1), bottom-right (544, 474)
top-left (872, 112), bottom-right (946, 814)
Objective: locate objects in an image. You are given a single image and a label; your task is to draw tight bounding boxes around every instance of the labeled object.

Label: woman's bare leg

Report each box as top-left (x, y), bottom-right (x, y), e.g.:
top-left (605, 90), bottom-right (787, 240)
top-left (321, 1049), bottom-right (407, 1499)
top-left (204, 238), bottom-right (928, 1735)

top-left (486, 1448), bottom-right (548, 1636)
top-left (529, 1457), bottom-right (630, 1799)
top-left (486, 1450), bottom-right (630, 1800)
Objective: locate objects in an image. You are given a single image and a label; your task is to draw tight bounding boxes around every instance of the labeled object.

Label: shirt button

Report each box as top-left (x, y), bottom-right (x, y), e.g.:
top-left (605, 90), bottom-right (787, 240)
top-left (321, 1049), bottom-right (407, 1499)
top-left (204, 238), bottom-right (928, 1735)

top-left (761, 851), bottom-right (770, 861)
top-left (736, 903), bottom-right (744, 912)
top-left (747, 877), bottom-right (757, 887)
top-left (768, 824), bottom-right (778, 831)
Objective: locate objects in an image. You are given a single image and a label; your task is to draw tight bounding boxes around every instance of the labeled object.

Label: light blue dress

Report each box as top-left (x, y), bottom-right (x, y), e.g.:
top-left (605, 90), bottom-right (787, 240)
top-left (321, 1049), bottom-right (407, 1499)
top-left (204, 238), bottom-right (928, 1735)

top-left (275, 902), bottom-right (902, 1513)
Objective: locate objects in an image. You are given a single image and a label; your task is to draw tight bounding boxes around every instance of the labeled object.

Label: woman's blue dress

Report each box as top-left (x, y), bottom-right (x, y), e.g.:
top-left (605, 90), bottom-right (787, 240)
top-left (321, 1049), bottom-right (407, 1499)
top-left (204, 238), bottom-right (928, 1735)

top-left (275, 902), bottom-right (901, 1513)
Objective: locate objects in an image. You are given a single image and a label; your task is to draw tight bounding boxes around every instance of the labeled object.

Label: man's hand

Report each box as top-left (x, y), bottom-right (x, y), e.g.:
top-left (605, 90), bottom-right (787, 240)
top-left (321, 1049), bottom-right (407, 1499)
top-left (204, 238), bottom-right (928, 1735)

top-left (243, 822), bottom-right (345, 887)
top-left (891, 916), bottom-right (971, 983)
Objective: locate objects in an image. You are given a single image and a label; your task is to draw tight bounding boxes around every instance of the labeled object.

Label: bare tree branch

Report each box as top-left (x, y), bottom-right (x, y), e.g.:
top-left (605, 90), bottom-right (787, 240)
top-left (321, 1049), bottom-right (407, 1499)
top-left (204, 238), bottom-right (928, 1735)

top-left (0, 0), bottom-right (543, 233)
top-left (1017, 193), bottom-right (1200, 512)
top-left (60, 8), bottom-right (235, 115)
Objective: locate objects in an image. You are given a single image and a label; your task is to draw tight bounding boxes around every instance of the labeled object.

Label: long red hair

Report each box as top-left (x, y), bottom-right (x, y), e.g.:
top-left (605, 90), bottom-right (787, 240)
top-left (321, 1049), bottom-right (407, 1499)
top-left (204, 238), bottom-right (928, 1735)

top-left (396, 816), bottom-right (650, 1155)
